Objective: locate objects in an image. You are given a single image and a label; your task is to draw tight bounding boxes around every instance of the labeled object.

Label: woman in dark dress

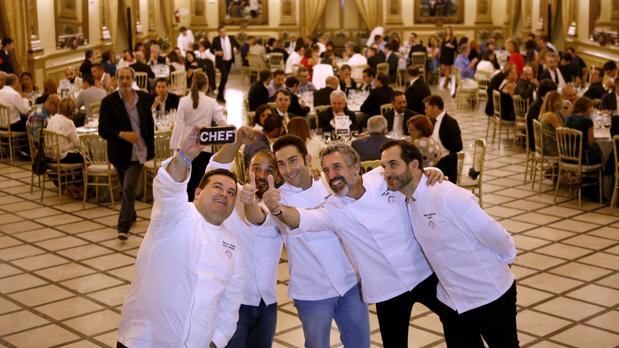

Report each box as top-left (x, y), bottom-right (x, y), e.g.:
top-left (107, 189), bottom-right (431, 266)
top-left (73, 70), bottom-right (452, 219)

top-left (439, 26), bottom-right (458, 89)
top-left (564, 97), bottom-right (602, 165)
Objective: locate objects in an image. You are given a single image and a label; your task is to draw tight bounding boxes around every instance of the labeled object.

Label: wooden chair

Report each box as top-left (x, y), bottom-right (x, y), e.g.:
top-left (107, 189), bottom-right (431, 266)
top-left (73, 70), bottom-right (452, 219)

top-left (0, 103), bottom-right (28, 165)
top-left (410, 52), bottom-right (427, 82)
top-left (553, 127), bottom-right (603, 208)
top-left (88, 101), bottom-right (101, 119)
top-left (313, 105), bottom-right (331, 129)
top-left (135, 72), bottom-right (149, 91)
top-left (454, 67), bottom-right (477, 111)
top-left (170, 70), bottom-right (187, 96)
top-left (268, 52), bottom-right (285, 72)
top-left (40, 129), bottom-right (83, 204)
top-left (360, 160), bottom-right (381, 174)
top-left (380, 103), bottom-right (394, 116)
top-left (80, 134), bottom-right (119, 209)
top-left (459, 138), bottom-right (486, 207)
top-left (530, 119), bottom-right (558, 194)
top-left (512, 95), bottom-right (530, 148)
top-left (592, 98), bottom-right (602, 109)
top-left (475, 70), bottom-right (492, 104)
top-left (485, 90), bottom-right (514, 149)
top-left (143, 131), bottom-right (173, 201)
top-left (610, 135), bottom-right (619, 212)
top-left (246, 111), bottom-right (255, 127)
top-left (376, 62), bottom-right (389, 78)
top-left (351, 64), bottom-right (369, 85)
top-left (247, 53), bottom-right (262, 82)
top-left (456, 151), bottom-right (465, 185)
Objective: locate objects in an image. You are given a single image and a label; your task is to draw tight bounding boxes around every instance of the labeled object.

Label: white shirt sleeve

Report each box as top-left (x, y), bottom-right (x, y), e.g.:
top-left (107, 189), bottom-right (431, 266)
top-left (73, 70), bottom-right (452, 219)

top-left (13, 92), bottom-right (30, 115)
top-left (211, 251), bottom-right (245, 348)
top-left (169, 102), bottom-right (187, 150)
top-left (149, 158), bottom-right (191, 239)
top-left (442, 190), bottom-right (517, 264)
top-left (213, 105), bottom-right (227, 126)
top-left (296, 205), bottom-right (335, 234)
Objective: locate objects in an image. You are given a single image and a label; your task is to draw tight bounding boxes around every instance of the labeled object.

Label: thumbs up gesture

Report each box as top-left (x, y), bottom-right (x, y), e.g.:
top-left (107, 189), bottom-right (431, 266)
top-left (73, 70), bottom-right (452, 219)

top-left (240, 171), bottom-right (257, 205)
top-left (262, 175), bottom-right (282, 214)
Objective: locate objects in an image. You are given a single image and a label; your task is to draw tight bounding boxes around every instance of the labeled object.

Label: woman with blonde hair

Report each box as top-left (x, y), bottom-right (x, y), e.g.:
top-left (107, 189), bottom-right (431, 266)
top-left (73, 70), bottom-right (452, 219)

top-left (171, 71), bottom-right (227, 200)
top-left (287, 117), bottom-right (324, 169)
top-left (538, 91), bottom-right (565, 156)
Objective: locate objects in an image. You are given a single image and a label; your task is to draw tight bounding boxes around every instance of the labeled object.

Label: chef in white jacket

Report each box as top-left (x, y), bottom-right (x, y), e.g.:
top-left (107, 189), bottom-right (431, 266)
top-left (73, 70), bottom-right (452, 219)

top-left (116, 127), bottom-right (244, 348)
top-left (380, 139), bottom-right (518, 348)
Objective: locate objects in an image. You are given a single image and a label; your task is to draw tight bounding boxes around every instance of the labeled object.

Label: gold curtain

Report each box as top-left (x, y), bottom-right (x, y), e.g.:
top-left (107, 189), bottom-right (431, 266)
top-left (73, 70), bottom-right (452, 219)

top-left (354, 0), bottom-right (382, 30)
top-left (561, 0), bottom-right (574, 39)
top-left (0, 0), bottom-right (29, 74)
top-left (102, 0), bottom-right (119, 42)
top-left (160, 0), bottom-right (174, 39)
top-left (509, 0), bottom-right (521, 37)
top-left (302, 0), bottom-right (328, 36)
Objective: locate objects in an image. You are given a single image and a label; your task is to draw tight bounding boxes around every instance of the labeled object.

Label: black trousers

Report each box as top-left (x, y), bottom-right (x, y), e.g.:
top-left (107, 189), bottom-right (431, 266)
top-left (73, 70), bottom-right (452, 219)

top-left (217, 59), bottom-right (233, 99)
top-left (116, 342), bottom-right (128, 348)
top-left (375, 274), bottom-right (484, 348)
top-left (116, 162), bottom-right (143, 232)
top-left (187, 151), bottom-right (212, 202)
top-left (456, 281), bottom-right (519, 348)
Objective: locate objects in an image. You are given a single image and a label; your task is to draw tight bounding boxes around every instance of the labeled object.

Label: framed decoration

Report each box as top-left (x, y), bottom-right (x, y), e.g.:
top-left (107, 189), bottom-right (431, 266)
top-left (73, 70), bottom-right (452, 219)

top-left (386, 0), bottom-right (403, 24)
top-left (414, 0), bottom-right (464, 24)
top-left (280, 0), bottom-right (296, 25)
top-left (191, 0), bottom-right (208, 29)
top-left (219, 0), bottom-right (269, 25)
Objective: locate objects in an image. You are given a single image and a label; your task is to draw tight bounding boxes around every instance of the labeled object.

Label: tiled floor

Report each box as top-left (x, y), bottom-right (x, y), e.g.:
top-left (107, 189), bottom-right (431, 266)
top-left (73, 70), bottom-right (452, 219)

top-left (1, 72), bottom-right (619, 347)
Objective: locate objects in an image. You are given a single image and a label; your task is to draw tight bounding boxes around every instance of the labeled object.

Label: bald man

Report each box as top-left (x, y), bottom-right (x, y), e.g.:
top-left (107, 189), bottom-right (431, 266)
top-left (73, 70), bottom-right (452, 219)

top-left (28, 94), bottom-right (60, 142)
top-left (58, 67), bottom-right (82, 98)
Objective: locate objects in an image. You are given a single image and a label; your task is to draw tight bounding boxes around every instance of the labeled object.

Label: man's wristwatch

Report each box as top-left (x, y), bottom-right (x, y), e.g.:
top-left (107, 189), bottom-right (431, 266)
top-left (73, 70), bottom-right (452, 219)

top-left (271, 209), bottom-right (283, 217)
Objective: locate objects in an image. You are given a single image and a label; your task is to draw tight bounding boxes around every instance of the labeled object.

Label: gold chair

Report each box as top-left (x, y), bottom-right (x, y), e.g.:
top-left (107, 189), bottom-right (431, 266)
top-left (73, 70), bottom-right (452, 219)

top-left (459, 138), bottom-right (486, 207)
top-left (610, 136), bottom-right (619, 212)
top-left (351, 64), bottom-right (369, 85)
top-left (0, 103), bottom-right (28, 165)
top-left (486, 90), bottom-right (514, 149)
top-left (268, 52), bottom-right (285, 72)
top-left (25, 122), bottom-right (44, 193)
top-left (376, 62), bottom-right (390, 78)
top-left (246, 111), bottom-right (255, 127)
top-left (475, 70), bottom-right (492, 103)
top-left (292, 64), bottom-right (304, 76)
top-left (243, 98), bottom-right (250, 113)
top-left (592, 98), bottom-right (602, 109)
top-left (410, 52), bottom-right (427, 82)
top-left (512, 95), bottom-right (530, 149)
top-left (170, 70), bottom-right (187, 96)
top-left (80, 134), bottom-right (119, 209)
top-left (553, 127), bottom-right (603, 208)
top-left (234, 151), bottom-right (247, 185)
top-left (360, 160), bottom-right (381, 174)
top-left (313, 105), bottom-right (331, 129)
top-left (40, 129), bottom-right (83, 204)
top-left (143, 131), bottom-right (173, 201)
top-left (380, 104), bottom-right (394, 116)
top-left (456, 151), bottom-right (465, 186)
top-left (454, 67), bottom-right (477, 111)
top-left (247, 53), bottom-right (263, 82)
top-left (88, 101), bottom-right (101, 119)
top-left (530, 119), bottom-right (558, 194)
top-left (134, 72), bottom-right (149, 91)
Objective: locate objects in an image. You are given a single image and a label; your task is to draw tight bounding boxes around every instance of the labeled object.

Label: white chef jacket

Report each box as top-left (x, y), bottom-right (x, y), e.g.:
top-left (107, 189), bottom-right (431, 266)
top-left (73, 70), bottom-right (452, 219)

top-left (117, 159), bottom-right (244, 348)
top-left (0, 85), bottom-right (30, 124)
top-left (208, 159), bottom-right (283, 307)
top-left (177, 30), bottom-right (195, 57)
top-left (407, 175), bottom-right (516, 314)
top-left (285, 51), bottom-right (302, 74)
top-left (269, 179), bottom-right (359, 301)
top-left (294, 168), bottom-right (433, 304)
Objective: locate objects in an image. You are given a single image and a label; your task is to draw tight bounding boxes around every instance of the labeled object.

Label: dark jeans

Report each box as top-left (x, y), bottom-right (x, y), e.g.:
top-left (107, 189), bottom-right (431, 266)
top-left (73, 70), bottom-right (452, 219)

top-left (217, 59), bottom-right (233, 99)
top-left (187, 151), bottom-right (211, 202)
top-left (226, 300), bottom-right (278, 348)
top-left (9, 116), bottom-right (27, 132)
top-left (375, 274), bottom-right (483, 348)
top-left (457, 281), bottom-right (519, 348)
top-left (116, 161), bottom-right (143, 232)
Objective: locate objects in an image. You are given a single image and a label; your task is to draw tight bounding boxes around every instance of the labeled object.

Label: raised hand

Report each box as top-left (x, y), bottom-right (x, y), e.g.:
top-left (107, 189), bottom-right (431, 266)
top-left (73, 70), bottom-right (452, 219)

top-left (261, 175), bottom-right (281, 213)
top-left (235, 126), bottom-right (257, 146)
top-left (240, 171), bottom-right (257, 205)
top-left (180, 126), bottom-right (206, 160)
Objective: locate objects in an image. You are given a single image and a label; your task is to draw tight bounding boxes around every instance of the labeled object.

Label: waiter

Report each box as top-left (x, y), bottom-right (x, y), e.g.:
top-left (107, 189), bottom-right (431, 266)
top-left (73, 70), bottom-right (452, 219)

top-left (211, 25), bottom-right (239, 104)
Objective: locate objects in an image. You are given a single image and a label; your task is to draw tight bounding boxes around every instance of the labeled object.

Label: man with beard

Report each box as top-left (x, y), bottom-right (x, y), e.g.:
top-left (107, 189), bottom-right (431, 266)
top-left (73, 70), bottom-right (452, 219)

top-left (242, 135), bottom-right (370, 348)
top-left (99, 67), bottom-right (155, 240)
top-left (379, 139), bottom-right (518, 348)
top-left (242, 144), bottom-right (478, 347)
top-left (57, 66), bottom-right (82, 97)
top-left (205, 126), bottom-right (283, 348)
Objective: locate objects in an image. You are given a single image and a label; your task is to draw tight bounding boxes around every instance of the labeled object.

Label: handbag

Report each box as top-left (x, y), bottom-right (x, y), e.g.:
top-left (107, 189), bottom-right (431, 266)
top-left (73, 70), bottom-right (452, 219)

top-left (32, 138), bottom-right (48, 175)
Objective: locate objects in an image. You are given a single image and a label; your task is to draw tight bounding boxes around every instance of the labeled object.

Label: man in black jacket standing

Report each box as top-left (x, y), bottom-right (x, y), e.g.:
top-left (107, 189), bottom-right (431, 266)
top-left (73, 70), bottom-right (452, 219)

top-left (211, 25), bottom-right (239, 103)
top-left (248, 69), bottom-right (271, 111)
top-left (99, 67), bottom-right (155, 240)
top-left (405, 66), bottom-right (431, 115)
top-left (485, 63), bottom-right (512, 117)
top-left (424, 95), bottom-right (462, 182)
top-left (360, 73), bottom-right (393, 128)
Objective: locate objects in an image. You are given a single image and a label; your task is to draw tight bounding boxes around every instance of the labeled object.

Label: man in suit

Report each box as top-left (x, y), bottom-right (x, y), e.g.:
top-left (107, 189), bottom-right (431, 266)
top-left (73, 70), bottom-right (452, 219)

top-left (424, 95), bottom-right (462, 183)
top-left (98, 67), bottom-right (155, 240)
top-left (313, 76), bottom-right (339, 107)
top-left (248, 69), bottom-right (272, 112)
top-left (366, 47), bottom-right (384, 73)
top-left (405, 66), bottom-right (431, 115)
top-left (273, 89), bottom-right (295, 125)
top-left (268, 69), bottom-right (286, 97)
top-left (280, 76), bottom-right (310, 117)
top-left (584, 67), bottom-right (606, 100)
top-left (0, 38), bottom-right (15, 73)
top-left (485, 63), bottom-right (512, 116)
top-left (515, 65), bottom-right (538, 102)
top-left (360, 73), bottom-right (393, 127)
top-left (352, 115), bottom-right (389, 161)
top-left (211, 25), bottom-right (240, 103)
top-left (79, 50), bottom-right (96, 78)
top-left (130, 51), bottom-right (155, 79)
top-left (526, 79), bottom-right (558, 151)
top-left (317, 90), bottom-right (358, 132)
top-left (538, 52), bottom-right (568, 89)
top-left (601, 79), bottom-right (619, 114)
top-left (383, 91), bottom-right (417, 136)
top-left (151, 78), bottom-right (180, 114)
top-left (383, 42), bottom-right (399, 83)
top-left (359, 67), bottom-right (376, 92)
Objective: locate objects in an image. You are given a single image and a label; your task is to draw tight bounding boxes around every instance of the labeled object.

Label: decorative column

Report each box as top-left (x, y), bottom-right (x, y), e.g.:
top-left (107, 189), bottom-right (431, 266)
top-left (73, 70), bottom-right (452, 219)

top-left (25, 0), bottom-right (43, 54)
top-left (475, 0), bottom-right (493, 24)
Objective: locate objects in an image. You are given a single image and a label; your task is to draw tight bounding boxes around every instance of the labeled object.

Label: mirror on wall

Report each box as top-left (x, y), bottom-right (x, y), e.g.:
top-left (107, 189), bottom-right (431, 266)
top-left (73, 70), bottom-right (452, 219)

top-left (55, 0), bottom-right (88, 49)
top-left (590, 0), bottom-right (619, 46)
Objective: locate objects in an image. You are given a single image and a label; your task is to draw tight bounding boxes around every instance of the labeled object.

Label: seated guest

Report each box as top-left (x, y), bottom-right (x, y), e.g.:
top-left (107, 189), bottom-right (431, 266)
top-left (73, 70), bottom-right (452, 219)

top-left (562, 83), bottom-right (578, 107)
top-left (270, 39), bottom-right (289, 62)
top-left (603, 60), bottom-right (617, 92)
top-left (20, 72), bottom-right (40, 105)
top-left (485, 63), bottom-right (512, 117)
top-left (76, 74), bottom-right (107, 111)
top-left (280, 76), bottom-right (310, 117)
top-left (244, 114), bottom-right (285, 165)
top-left (358, 67), bottom-right (376, 92)
top-left (147, 44), bottom-right (167, 66)
top-left (285, 44), bottom-right (304, 74)
top-left (383, 42), bottom-right (399, 83)
top-left (130, 51), bottom-right (155, 79)
top-left (601, 78), bottom-right (619, 114)
top-left (150, 78), bottom-right (180, 114)
top-left (79, 50), bottom-right (96, 78)
top-left (498, 63), bottom-right (518, 121)
top-left (346, 45), bottom-right (367, 66)
top-left (273, 89), bottom-right (295, 124)
top-left (248, 69), bottom-right (272, 111)
top-left (407, 115), bottom-right (442, 167)
top-left (316, 90), bottom-right (357, 132)
top-left (539, 52), bottom-right (568, 88)
top-left (184, 51), bottom-right (202, 87)
top-left (91, 63), bottom-right (113, 92)
top-left (475, 49), bottom-right (498, 77)
top-left (168, 51), bottom-right (185, 73)
top-left (565, 97), bottom-right (602, 165)
top-left (383, 91), bottom-right (417, 137)
top-left (338, 64), bottom-right (357, 96)
top-left (28, 94), bottom-right (60, 142)
top-left (360, 73), bottom-right (393, 125)
top-left (366, 46), bottom-right (384, 73)
top-left (252, 104), bottom-right (275, 131)
top-left (506, 39), bottom-right (525, 77)
top-left (584, 67), bottom-right (606, 101)
top-left (36, 79), bottom-right (59, 105)
top-left (313, 75), bottom-right (339, 107)
top-left (454, 43), bottom-right (479, 86)
top-left (538, 91), bottom-right (565, 156)
top-left (287, 117), bottom-right (324, 169)
top-left (268, 69), bottom-right (286, 97)
top-left (405, 66), bottom-right (431, 115)
top-left (296, 67), bottom-right (316, 94)
top-left (117, 49), bottom-right (135, 69)
top-left (46, 98), bottom-right (83, 164)
top-left (515, 65), bottom-right (538, 102)
top-left (0, 73), bottom-right (30, 131)
top-left (351, 115), bottom-right (388, 161)
top-left (56, 67), bottom-right (82, 98)
top-left (101, 50), bottom-right (117, 76)
top-left (526, 79), bottom-right (559, 151)
top-left (424, 95), bottom-right (463, 182)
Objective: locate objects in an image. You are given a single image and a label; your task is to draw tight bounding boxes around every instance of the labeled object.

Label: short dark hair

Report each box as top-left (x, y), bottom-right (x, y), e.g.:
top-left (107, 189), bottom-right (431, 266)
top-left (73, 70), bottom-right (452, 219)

top-left (82, 74), bottom-right (95, 86)
top-left (603, 60), bottom-right (617, 72)
top-left (273, 134), bottom-right (309, 159)
top-left (353, 46), bottom-right (361, 54)
top-left (423, 95), bottom-right (444, 110)
top-left (155, 77), bottom-right (169, 85)
top-left (380, 139), bottom-right (424, 169)
top-left (273, 69), bottom-right (285, 77)
top-left (263, 115), bottom-right (284, 132)
top-left (407, 65), bottom-right (421, 77)
top-left (340, 64), bottom-right (351, 72)
top-left (85, 49), bottom-right (94, 59)
top-left (179, 26), bottom-right (187, 32)
top-left (1, 38), bottom-right (13, 47)
top-left (101, 50), bottom-right (112, 62)
top-left (591, 66), bottom-right (605, 78)
top-left (392, 90), bottom-right (405, 101)
top-left (538, 79), bottom-right (558, 98)
top-left (275, 89), bottom-right (291, 99)
top-left (20, 71), bottom-right (33, 80)
top-left (376, 73), bottom-right (389, 86)
top-left (198, 168), bottom-right (237, 190)
top-left (253, 104), bottom-right (274, 126)
top-left (573, 96), bottom-right (593, 114)
top-left (217, 25), bottom-right (225, 31)
top-left (363, 67), bottom-right (375, 78)
top-left (259, 69), bottom-right (272, 83)
top-left (285, 76), bottom-right (299, 88)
